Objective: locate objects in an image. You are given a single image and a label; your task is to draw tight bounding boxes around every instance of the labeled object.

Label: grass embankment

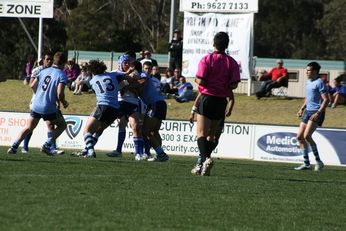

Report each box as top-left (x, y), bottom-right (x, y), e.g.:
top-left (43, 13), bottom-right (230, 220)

top-left (1, 80), bottom-right (345, 128)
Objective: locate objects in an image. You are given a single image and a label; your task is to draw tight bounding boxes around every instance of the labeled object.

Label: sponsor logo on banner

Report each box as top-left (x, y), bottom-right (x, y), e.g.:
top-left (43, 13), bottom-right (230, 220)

top-left (257, 132), bottom-right (300, 156)
top-left (65, 117), bottom-right (83, 139)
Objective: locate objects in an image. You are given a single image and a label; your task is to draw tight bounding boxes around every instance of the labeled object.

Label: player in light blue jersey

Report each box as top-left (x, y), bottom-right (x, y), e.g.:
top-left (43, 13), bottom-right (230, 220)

top-left (295, 62), bottom-right (329, 171)
top-left (8, 52), bottom-right (69, 155)
top-left (139, 68), bottom-right (169, 162)
top-left (21, 52), bottom-right (64, 155)
top-left (22, 53), bottom-right (52, 154)
top-left (82, 60), bottom-right (125, 158)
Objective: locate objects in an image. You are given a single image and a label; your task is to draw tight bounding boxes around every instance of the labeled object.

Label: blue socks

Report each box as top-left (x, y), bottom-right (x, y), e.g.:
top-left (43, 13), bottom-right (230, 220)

top-left (23, 132), bottom-right (32, 151)
top-left (154, 146), bottom-right (165, 155)
top-left (12, 140), bottom-right (21, 150)
top-left (310, 145), bottom-right (321, 162)
top-left (133, 137), bottom-right (143, 155)
top-left (84, 133), bottom-right (95, 154)
top-left (300, 148), bottom-right (310, 165)
top-left (47, 131), bottom-right (57, 151)
top-left (116, 128), bottom-right (126, 153)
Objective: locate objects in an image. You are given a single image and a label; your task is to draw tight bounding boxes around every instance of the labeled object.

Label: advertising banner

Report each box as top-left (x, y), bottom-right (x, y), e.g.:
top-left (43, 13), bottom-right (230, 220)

top-left (1, 112), bottom-right (345, 166)
top-left (155, 120), bottom-right (253, 159)
top-left (182, 12), bottom-right (253, 79)
top-left (0, 112), bottom-right (253, 159)
top-left (253, 125), bottom-right (346, 165)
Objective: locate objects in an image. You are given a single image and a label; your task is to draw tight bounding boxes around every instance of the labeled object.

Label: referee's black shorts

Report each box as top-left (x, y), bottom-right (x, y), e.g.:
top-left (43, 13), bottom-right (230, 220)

top-left (197, 94), bottom-right (227, 120)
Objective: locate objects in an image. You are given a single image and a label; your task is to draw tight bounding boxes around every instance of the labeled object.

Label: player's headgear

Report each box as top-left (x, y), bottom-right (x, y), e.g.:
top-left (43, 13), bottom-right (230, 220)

top-left (118, 54), bottom-right (131, 71)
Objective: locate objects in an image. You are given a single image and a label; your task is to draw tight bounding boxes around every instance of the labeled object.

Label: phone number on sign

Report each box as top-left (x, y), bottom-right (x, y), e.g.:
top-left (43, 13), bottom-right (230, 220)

top-left (191, 1), bottom-right (249, 10)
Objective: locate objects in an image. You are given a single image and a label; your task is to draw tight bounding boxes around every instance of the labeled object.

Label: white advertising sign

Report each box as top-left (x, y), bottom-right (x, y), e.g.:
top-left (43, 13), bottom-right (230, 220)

top-left (154, 120), bottom-right (252, 159)
top-left (180, 0), bottom-right (258, 13)
top-left (182, 12), bottom-right (252, 79)
top-left (1, 112), bottom-right (345, 167)
top-left (0, 0), bottom-right (54, 18)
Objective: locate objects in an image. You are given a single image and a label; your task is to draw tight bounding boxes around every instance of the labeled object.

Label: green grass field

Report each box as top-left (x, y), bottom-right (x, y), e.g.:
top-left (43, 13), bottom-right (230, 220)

top-left (1, 147), bottom-right (346, 230)
top-left (1, 80), bottom-right (346, 230)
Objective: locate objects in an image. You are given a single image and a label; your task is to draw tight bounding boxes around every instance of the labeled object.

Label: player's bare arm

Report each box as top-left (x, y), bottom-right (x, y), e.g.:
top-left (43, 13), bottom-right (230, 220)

top-left (310, 92), bottom-right (329, 122)
top-left (30, 77), bottom-right (38, 93)
top-left (57, 82), bottom-right (68, 108)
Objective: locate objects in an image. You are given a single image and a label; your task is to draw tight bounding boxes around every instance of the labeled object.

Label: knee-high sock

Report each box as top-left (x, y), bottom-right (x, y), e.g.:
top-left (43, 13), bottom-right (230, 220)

top-left (300, 148), bottom-right (310, 165)
top-left (92, 133), bottom-right (99, 147)
top-left (116, 128), bottom-right (126, 153)
top-left (23, 132), bottom-right (32, 150)
top-left (47, 131), bottom-right (56, 150)
top-left (84, 133), bottom-right (97, 154)
top-left (133, 137), bottom-right (144, 155)
top-left (197, 137), bottom-right (208, 162)
top-left (144, 138), bottom-right (151, 155)
top-left (11, 140), bottom-right (21, 150)
top-left (310, 145), bottom-right (321, 162)
top-left (206, 140), bottom-right (218, 158)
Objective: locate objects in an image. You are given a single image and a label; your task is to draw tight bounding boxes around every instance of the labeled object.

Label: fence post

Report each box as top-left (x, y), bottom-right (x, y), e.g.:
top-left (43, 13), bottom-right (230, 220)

top-left (110, 51), bottom-right (114, 71)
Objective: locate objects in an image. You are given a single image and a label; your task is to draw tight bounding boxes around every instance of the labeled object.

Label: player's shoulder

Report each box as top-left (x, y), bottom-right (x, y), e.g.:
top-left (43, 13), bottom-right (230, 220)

top-left (31, 66), bottom-right (44, 77)
top-left (226, 55), bottom-right (238, 65)
top-left (108, 71), bottom-right (126, 79)
top-left (32, 65), bottom-right (44, 73)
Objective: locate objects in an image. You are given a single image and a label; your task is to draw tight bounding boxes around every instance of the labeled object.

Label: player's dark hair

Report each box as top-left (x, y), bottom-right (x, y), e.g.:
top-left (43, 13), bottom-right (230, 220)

top-left (143, 61), bottom-right (153, 68)
top-left (43, 52), bottom-right (53, 62)
top-left (88, 60), bottom-right (107, 75)
top-left (44, 51), bottom-right (54, 57)
top-left (307, 62), bottom-right (321, 73)
top-left (213, 32), bottom-right (229, 51)
top-left (53, 52), bottom-right (67, 67)
top-left (130, 60), bottom-right (142, 72)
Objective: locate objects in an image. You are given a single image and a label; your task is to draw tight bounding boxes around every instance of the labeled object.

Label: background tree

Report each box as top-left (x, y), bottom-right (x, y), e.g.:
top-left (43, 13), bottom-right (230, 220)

top-left (0, 0), bottom-right (345, 80)
top-left (254, 0), bottom-right (325, 59)
top-left (318, 0), bottom-right (346, 60)
top-left (65, 0), bottom-right (171, 52)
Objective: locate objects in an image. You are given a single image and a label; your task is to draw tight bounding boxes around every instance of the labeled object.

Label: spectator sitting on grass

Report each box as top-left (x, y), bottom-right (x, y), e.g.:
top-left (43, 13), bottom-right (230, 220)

top-left (175, 76), bottom-right (193, 103)
top-left (73, 62), bottom-right (92, 95)
top-left (173, 67), bottom-right (184, 86)
top-left (161, 68), bottom-right (177, 96)
top-left (329, 77), bottom-right (346, 109)
top-left (151, 65), bottom-right (161, 81)
top-left (64, 58), bottom-right (81, 90)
